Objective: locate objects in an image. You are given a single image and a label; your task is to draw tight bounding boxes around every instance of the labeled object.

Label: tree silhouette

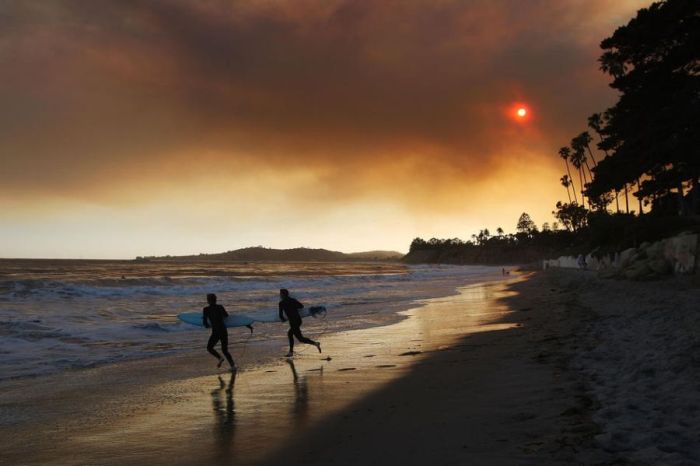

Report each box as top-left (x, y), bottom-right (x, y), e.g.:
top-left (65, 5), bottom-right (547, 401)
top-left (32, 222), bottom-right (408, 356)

top-left (516, 213), bottom-right (537, 237)
top-left (553, 202), bottom-right (588, 232)
top-left (571, 134), bottom-right (593, 185)
top-left (588, 0), bottom-right (699, 215)
top-left (560, 175), bottom-right (573, 203)
top-left (590, 114), bottom-right (622, 213)
top-left (568, 142), bottom-right (588, 208)
top-left (577, 131), bottom-right (597, 167)
top-left (558, 147), bottom-right (578, 204)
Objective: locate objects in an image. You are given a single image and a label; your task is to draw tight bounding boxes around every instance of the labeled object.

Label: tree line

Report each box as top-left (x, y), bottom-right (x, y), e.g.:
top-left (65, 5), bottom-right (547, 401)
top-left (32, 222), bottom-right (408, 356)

top-left (556, 0), bottom-right (699, 219)
top-left (406, 1), bottom-right (699, 264)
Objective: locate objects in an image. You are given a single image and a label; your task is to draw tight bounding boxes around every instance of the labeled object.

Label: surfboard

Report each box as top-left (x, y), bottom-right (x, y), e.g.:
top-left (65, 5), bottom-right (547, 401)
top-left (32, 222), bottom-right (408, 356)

top-left (177, 306), bottom-right (327, 328)
top-left (247, 305), bottom-right (328, 323)
top-left (177, 312), bottom-right (255, 328)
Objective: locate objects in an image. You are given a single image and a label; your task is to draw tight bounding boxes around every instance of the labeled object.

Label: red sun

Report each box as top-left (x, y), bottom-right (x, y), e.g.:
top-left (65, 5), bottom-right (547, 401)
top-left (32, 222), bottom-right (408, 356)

top-left (508, 103), bottom-right (531, 122)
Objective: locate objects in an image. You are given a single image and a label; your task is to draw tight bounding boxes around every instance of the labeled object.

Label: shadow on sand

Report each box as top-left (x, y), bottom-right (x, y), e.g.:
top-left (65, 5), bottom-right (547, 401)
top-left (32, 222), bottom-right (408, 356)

top-left (248, 276), bottom-right (587, 466)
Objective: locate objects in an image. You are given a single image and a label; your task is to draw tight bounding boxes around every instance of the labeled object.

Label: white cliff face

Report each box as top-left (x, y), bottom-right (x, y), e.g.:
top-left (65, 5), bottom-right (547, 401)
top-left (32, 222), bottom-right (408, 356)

top-left (543, 232), bottom-right (699, 280)
top-left (664, 233), bottom-right (699, 274)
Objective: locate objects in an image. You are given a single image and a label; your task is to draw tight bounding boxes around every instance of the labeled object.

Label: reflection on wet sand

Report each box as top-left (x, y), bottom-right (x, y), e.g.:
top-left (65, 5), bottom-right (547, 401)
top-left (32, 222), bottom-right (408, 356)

top-left (211, 372), bottom-right (236, 462)
top-left (197, 279), bottom-right (518, 465)
top-left (212, 373), bottom-right (236, 430)
top-left (0, 278), bottom-right (519, 466)
top-left (205, 359), bottom-right (324, 463)
top-left (286, 359), bottom-right (309, 424)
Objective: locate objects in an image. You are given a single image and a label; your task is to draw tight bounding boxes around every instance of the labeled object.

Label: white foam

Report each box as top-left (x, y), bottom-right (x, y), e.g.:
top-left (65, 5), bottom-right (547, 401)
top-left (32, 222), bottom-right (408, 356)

top-left (0, 264), bottom-right (502, 380)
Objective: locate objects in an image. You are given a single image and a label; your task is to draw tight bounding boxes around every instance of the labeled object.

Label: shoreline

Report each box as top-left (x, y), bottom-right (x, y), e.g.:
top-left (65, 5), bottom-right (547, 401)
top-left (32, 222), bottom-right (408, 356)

top-left (1, 274), bottom-right (525, 465)
top-left (4, 270), bottom-right (694, 464)
top-left (256, 273), bottom-right (584, 466)
top-left (0, 268), bottom-right (503, 384)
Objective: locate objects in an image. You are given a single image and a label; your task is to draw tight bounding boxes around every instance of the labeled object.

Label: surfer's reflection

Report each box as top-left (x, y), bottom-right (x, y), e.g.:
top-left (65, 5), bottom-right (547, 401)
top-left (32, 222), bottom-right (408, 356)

top-left (286, 359), bottom-right (316, 424)
top-left (211, 372), bottom-right (236, 433)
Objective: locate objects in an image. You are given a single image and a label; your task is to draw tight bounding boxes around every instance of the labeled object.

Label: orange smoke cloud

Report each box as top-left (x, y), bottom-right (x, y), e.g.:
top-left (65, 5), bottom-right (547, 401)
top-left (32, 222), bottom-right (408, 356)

top-left (0, 0), bottom-right (649, 257)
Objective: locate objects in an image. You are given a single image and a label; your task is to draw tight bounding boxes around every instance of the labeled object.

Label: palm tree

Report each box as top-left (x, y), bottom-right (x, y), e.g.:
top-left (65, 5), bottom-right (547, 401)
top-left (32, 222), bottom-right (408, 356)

top-left (558, 147), bottom-right (578, 204)
top-left (571, 135), bottom-right (594, 185)
top-left (496, 227), bottom-right (504, 237)
top-left (636, 178), bottom-right (644, 215)
top-left (589, 113), bottom-right (626, 213)
top-left (577, 131), bottom-right (597, 166)
top-left (569, 143), bottom-right (587, 208)
top-left (587, 115), bottom-right (607, 154)
top-left (560, 175), bottom-right (572, 203)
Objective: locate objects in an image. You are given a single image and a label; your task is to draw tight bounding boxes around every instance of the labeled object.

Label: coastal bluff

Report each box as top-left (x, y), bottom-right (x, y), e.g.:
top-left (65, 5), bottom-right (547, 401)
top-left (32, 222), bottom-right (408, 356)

top-left (543, 232), bottom-right (699, 280)
top-left (136, 247), bottom-right (403, 262)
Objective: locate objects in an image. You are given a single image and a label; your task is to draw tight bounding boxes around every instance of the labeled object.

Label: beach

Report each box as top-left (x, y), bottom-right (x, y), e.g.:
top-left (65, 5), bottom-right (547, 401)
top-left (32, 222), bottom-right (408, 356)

top-left (2, 268), bottom-right (699, 465)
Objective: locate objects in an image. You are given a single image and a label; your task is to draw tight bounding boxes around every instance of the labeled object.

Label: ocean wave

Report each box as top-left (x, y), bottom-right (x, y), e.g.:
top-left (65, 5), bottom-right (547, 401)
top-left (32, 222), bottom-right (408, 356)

top-left (131, 322), bottom-right (172, 332)
top-left (0, 265), bottom-right (483, 300)
top-left (0, 264), bottom-right (502, 380)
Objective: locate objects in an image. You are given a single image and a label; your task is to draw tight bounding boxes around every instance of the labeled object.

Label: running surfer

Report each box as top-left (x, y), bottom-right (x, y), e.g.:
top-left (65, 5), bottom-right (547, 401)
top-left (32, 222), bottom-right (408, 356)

top-left (203, 293), bottom-right (237, 371)
top-left (279, 288), bottom-right (321, 357)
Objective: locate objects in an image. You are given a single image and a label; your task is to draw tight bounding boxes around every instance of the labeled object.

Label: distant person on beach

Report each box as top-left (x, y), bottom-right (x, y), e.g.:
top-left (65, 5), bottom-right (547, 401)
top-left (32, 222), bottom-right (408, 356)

top-left (203, 293), bottom-right (236, 371)
top-left (279, 288), bottom-right (321, 357)
top-left (577, 254), bottom-right (588, 270)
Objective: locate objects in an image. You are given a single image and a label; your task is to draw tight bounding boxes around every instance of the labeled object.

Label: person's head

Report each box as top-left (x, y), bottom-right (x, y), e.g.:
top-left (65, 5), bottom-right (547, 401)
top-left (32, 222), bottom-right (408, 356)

top-left (280, 288), bottom-right (289, 299)
top-left (207, 293), bottom-right (217, 305)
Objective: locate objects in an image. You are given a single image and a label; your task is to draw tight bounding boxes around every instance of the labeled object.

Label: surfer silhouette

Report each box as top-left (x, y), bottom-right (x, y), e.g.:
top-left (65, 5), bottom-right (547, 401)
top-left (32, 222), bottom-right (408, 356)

top-left (203, 293), bottom-right (236, 371)
top-left (279, 289), bottom-right (321, 357)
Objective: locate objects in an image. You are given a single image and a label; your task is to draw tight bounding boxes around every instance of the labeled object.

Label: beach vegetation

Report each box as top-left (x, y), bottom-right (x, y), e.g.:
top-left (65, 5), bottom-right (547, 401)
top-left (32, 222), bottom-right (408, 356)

top-left (405, 0), bottom-right (699, 265)
top-left (568, 0), bottom-right (699, 216)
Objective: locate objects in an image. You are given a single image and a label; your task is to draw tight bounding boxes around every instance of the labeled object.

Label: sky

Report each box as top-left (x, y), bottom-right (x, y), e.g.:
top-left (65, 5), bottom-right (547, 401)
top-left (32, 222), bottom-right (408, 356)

top-left (0, 0), bottom-right (649, 259)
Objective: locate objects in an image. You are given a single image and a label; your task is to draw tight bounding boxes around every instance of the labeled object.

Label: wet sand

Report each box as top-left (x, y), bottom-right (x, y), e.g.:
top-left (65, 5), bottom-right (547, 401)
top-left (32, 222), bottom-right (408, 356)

top-left (0, 273), bottom-right (582, 465)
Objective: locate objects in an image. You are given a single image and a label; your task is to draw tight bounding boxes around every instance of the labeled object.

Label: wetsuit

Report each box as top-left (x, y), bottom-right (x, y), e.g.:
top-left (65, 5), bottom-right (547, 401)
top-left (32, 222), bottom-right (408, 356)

top-left (279, 297), bottom-right (317, 351)
top-left (203, 304), bottom-right (234, 366)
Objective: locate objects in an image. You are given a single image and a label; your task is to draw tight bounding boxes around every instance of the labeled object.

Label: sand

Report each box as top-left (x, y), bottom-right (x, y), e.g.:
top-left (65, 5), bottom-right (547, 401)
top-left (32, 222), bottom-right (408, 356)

top-left (551, 270), bottom-right (700, 465)
top-left (2, 271), bottom-right (697, 465)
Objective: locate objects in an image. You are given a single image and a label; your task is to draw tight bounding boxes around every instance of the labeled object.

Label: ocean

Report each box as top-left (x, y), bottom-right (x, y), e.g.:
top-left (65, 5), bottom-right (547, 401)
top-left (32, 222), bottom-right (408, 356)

top-left (0, 259), bottom-right (502, 380)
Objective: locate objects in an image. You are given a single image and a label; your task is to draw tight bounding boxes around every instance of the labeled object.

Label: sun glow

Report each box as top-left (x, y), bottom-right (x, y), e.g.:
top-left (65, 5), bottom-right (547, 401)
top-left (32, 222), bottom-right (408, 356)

top-left (507, 102), bottom-right (531, 123)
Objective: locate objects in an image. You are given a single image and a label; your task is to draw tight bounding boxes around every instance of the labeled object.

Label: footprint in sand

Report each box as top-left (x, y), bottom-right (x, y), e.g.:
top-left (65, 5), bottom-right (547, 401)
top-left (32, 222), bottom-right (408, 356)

top-left (376, 364), bottom-right (396, 368)
top-left (399, 351), bottom-right (422, 356)
top-left (363, 354), bottom-right (376, 358)
top-left (338, 367), bottom-right (357, 371)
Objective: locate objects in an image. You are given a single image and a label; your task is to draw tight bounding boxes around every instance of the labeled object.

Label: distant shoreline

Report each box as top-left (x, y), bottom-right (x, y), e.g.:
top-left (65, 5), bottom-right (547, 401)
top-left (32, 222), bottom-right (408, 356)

top-left (0, 257), bottom-right (404, 263)
top-left (135, 246), bottom-right (404, 263)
